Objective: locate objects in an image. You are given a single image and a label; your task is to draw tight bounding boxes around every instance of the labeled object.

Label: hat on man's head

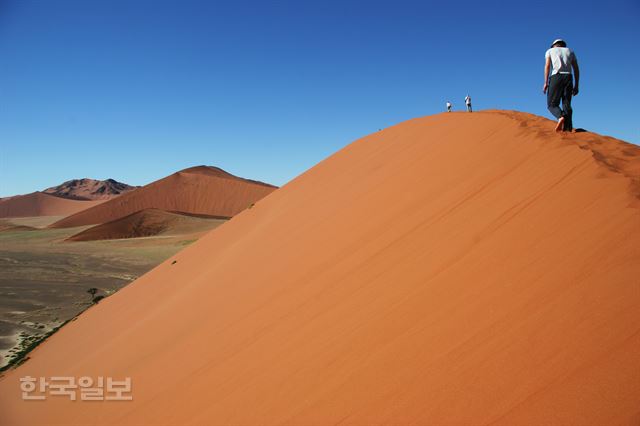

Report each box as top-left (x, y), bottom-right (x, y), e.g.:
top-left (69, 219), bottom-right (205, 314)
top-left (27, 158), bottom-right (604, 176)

top-left (551, 38), bottom-right (566, 47)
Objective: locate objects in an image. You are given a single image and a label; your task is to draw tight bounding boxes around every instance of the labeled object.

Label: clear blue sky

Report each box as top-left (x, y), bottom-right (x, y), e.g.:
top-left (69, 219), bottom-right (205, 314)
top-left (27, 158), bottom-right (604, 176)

top-left (1, 0), bottom-right (638, 196)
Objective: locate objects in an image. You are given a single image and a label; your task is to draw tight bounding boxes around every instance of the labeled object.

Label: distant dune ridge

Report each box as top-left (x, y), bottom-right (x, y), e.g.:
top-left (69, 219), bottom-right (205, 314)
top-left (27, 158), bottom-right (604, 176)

top-left (43, 178), bottom-right (137, 200)
top-left (49, 166), bottom-right (277, 228)
top-left (1, 111), bottom-right (639, 425)
top-left (0, 192), bottom-right (105, 218)
top-left (0, 177), bottom-right (134, 218)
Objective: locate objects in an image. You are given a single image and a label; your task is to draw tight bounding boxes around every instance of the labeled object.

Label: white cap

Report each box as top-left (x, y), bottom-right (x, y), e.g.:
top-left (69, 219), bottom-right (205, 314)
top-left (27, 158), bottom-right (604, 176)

top-left (550, 38), bottom-right (566, 47)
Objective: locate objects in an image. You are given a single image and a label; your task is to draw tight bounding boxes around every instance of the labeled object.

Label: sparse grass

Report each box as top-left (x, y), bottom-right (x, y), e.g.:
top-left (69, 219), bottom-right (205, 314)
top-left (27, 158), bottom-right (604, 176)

top-left (0, 290), bottom-right (116, 372)
top-left (0, 319), bottom-right (71, 372)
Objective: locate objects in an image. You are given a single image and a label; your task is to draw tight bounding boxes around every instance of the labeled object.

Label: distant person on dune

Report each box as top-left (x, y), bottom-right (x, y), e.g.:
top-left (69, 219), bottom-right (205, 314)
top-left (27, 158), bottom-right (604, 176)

top-left (543, 38), bottom-right (580, 132)
top-left (446, 101), bottom-right (452, 112)
top-left (465, 95), bottom-right (472, 112)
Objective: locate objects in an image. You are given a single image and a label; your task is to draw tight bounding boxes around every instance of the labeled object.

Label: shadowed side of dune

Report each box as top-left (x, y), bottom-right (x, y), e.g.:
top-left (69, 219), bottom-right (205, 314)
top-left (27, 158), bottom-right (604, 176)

top-left (66, 208), bottom-right (227, 241)
top-left (1, 111), bottom-right (639, 426)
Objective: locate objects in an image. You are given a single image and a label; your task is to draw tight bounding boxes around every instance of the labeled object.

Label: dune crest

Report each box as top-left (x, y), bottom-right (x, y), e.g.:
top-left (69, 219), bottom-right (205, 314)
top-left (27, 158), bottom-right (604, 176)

top-left (1, 111), bottom-right (639, 425)
top-left (0, 192), bottom-right (104, 218)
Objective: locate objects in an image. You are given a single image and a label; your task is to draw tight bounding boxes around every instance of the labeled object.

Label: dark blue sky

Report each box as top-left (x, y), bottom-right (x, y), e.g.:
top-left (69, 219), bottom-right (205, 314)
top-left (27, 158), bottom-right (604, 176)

top-left (1, 0), bottom-right (639, 196)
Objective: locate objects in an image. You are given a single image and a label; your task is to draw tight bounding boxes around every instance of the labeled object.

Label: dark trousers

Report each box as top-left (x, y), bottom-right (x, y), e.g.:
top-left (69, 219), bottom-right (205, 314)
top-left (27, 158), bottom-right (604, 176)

top-left (547, 73), bottom-right (573, 131)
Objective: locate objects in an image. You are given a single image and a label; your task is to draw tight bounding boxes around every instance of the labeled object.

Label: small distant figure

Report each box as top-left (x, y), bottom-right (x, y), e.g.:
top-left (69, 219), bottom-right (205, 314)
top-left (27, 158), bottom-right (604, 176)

top-left (543, 38), bottom-right (580, 132)
top-left (465, 95), bottom-right (472, 112)
top-left (446, 101), bottom-right (452, 112)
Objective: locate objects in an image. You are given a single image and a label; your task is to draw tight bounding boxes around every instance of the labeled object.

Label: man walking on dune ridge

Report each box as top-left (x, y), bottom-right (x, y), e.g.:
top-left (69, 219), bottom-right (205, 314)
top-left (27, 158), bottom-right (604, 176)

top-left (543, 38), bottom-right (580, 132)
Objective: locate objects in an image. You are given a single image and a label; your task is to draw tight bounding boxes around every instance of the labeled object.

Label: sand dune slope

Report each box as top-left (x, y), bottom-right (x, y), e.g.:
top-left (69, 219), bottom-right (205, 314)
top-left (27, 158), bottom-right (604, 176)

top-left (0, 192), bottom-right (104, 218)
top-left (66, 208), bottom-right (226, 241)
top-left (49, 166), bottom-right (276, 228)
top-left (1, 111), bottom-right (639, 425)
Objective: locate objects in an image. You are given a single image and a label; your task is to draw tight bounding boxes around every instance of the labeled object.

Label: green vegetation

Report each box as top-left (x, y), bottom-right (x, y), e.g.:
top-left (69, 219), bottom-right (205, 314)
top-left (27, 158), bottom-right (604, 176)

top-left (87, 287), bottom-right (99, 300)
top-left (0, 318), bottom-right (72, 372)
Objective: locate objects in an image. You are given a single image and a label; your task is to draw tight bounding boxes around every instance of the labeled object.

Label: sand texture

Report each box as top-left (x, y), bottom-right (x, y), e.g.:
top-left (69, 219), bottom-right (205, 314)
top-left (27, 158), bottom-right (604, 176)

top-left (0, 193), bottom-right (105, 219)
top-left (1, 111), bottom-right (639, 425)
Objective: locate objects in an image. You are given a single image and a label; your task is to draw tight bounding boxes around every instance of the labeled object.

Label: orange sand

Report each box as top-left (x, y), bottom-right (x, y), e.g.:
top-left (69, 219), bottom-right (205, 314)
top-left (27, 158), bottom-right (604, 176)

top-left (66, 208), bottom-right (225, 241)
top-left (50, 166), bottom-right (276, 228)
top-left (0, 192), bottom-right (105, 218)
top-left (1, 111), bottom-right (639, 425)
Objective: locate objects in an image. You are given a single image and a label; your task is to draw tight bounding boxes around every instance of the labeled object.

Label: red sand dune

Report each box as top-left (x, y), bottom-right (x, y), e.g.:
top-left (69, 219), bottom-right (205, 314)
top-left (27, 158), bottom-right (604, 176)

top-left (66, 208), bottom-right (226, 241)
top-left (0, 192), bottom-right (104, 218)
top-left (43, 178), bottom-right (137, 201)
top-left (49, 166), bottom-right (277, 228)
top-left (1, 111), bottom-right (639, 425)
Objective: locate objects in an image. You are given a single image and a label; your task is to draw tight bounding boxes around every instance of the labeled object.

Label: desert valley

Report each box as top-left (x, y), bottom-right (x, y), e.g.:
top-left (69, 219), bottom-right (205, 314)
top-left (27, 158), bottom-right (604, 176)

top-left (0, 166), bottom-right (276, 371)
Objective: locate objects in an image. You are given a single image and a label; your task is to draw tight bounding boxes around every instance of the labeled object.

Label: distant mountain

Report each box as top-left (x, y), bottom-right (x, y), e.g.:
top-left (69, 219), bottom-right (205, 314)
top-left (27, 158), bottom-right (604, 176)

top-left (43, 178), bottom-right (137, 201)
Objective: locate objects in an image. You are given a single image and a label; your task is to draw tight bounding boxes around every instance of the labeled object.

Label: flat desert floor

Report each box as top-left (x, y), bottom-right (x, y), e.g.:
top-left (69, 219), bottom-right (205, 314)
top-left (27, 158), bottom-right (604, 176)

top-left (0, 215), bottom-right (224, 370)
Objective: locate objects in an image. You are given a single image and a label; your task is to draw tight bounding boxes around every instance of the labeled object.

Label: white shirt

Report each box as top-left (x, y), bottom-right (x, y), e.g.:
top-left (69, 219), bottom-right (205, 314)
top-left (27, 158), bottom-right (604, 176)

top-left (545, 47), bottom-right (576, 75)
